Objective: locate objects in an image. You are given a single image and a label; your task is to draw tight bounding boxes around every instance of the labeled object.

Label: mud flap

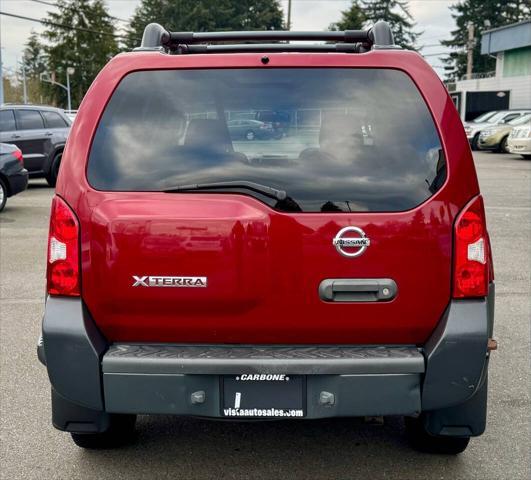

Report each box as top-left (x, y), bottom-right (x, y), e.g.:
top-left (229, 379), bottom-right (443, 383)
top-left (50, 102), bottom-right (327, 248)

top-left (51, 388), bottom-right (111, 433)
top-left (423, 377), bottom-right (488, 437)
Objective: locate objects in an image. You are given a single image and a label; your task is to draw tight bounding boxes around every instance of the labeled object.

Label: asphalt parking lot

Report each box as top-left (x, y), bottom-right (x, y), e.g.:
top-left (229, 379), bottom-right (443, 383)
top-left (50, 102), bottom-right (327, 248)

top-left (0, 151), bottom-right (529, 480)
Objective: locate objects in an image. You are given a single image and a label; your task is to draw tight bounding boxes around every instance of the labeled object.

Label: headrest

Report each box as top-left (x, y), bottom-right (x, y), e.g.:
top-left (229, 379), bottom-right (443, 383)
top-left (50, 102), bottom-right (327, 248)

top-left (184, 119), bottom-right (232, 153)
top-left (319, 113), bottom-right (362, 153)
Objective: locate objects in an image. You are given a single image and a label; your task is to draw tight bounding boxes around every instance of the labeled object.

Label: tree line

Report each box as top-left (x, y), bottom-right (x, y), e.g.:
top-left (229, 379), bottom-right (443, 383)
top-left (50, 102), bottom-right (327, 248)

top-left (3, 0), bottom-right (530, 108)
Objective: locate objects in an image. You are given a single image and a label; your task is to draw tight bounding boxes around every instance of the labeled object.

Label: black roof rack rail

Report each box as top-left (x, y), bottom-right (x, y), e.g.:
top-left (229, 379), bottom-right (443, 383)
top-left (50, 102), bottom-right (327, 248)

top-left (177, 43), bottom-right (365, 54)
top-left (134, 20), bottom-right (397, 54)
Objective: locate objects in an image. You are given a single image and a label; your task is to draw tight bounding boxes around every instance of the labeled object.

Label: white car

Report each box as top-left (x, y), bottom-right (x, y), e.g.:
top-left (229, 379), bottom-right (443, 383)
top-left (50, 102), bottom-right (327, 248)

top-left (507, 120), bottom-right (531, 159)
top-left (463, 110), bottom-right (531, 150)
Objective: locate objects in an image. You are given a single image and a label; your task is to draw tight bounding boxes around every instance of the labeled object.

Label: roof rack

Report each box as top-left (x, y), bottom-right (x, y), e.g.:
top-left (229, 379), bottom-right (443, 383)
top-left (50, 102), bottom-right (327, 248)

top-left (134, 20), bottom-right (397, 55)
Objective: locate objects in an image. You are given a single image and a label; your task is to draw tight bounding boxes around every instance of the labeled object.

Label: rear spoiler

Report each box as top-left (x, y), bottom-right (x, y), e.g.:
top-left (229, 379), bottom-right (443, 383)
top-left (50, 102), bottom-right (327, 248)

top-left (134, 21), bottom-right (398, 55)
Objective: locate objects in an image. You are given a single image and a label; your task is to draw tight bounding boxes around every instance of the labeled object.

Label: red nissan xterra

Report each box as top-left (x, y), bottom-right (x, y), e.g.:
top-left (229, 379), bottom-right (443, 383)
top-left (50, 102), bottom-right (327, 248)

top-left (38, 21), bottom-right (496, 454)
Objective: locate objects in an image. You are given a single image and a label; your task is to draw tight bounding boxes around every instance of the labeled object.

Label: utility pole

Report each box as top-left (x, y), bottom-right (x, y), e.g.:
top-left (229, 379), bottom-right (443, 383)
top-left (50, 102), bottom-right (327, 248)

top-left (21, 63), bottom-right (28, 104)
top-left (0, 47), bottom-right (4, 105)
top-left (40, 70), bottom-right (74, 111)
top-left (66, 67), bottom-right (75, 112)
top-left (466, 22), bottom-right (475, 80)
top-left (287, 0), bottom-right (292, 31)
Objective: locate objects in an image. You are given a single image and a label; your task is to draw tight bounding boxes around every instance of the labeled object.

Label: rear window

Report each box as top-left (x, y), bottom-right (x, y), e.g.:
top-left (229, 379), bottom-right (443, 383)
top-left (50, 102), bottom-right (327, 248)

top-left (42, 111), bottom-right (69, 128)
top-left (88, 68), bottom-right (445, 212)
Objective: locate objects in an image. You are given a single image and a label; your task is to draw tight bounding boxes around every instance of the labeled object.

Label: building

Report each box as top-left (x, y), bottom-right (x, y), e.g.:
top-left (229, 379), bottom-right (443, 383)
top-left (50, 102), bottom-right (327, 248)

top-left (448, 19), bottom-right (531, 121)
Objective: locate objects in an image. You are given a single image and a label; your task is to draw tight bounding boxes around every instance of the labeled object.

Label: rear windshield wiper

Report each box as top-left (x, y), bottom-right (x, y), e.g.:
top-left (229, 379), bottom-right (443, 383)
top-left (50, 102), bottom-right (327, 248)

top-left (163, 181), bottom-right (287, 201)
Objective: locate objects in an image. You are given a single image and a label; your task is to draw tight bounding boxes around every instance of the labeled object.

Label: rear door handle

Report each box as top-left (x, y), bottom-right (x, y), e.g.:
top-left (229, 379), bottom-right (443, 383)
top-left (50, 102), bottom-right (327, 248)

top-left (11, 134), bottom-right (21, 139)
top-left (45, 132), bottom-right (53, 136)
top-left (319, 278), bottom-right (397, 302)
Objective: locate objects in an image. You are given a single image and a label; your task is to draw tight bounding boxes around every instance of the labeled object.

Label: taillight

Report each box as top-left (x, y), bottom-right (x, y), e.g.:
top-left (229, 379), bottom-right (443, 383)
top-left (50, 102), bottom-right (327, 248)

top-left (12, 149), bottom-right (23, 166)
top-left (453, 195), bottom-right (492, 298)
top-left (47, 196), bottom-right (80, 296)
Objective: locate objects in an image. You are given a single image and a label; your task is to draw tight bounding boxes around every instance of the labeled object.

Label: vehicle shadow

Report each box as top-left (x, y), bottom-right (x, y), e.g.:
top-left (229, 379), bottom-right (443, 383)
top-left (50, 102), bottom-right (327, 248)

top-left (27, 181), bottom-right (53, 189)
top-left (82, 416), bottom-right (468, 479)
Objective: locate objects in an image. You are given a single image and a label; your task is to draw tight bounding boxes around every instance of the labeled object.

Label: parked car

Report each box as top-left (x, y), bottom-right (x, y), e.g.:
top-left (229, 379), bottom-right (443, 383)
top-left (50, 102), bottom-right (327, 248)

top-left (38, 21), bottom-right (495, 455)
top-left (0, 105), bottom-right (71, 186)
top-left (507, 118), bottom-right (531, 159)
top-left (227, 119), bottom-right (274, 140)
top-left (478, 113), bottom-right (531, 152)
top-left (463, 109), bottom-right (531, 150)
top-left (0, 143), bottom-right (28, 212)
top-left (64, 110), bottom-right (78, 121)
top-left (469, 110), bottom-right (500, 124)
top-left (254, 110), bottom-right (290, 138)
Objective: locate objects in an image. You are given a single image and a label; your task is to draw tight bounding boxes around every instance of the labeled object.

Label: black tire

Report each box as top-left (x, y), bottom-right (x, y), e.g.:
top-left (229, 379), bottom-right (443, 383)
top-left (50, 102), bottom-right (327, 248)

top-left (70, 414), bottom-right (137, 449)
top-left (405, 416), bottom-right (470, 454)
top-left (45, 151), bottom-right (62, 187)
top-left (0, 178), bottom-right (7, 212)
top-left (471, 133), bottom-right (480, 151)
top-left (522, 154), bottom-right (531, 160)
top-left (498, 136), bottom-right (509, 153)
top-left (245, 130), bottom-right (256, 141)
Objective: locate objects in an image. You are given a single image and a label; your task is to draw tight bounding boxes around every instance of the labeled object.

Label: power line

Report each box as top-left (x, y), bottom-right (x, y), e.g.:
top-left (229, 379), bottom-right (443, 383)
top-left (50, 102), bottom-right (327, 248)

top-left (277, 0), bottom-right (455, 2)
top-left (29, 0), bottom-right (57, 6)
top-left (0, 11), bottom-right (128, 38)
top-left (422, 52), bottom-right (453, 57)
top-left (27, 0), bottom-right (130, 23)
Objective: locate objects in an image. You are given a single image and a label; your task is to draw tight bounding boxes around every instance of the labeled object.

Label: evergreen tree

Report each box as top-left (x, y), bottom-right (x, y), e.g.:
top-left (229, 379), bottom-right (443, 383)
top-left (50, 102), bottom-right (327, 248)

top-left (441, 0), bottom-right (531, 80)
top-left (21, 31), bottom-right (49, 104)
top-left (361, 0), bottom-right (420, 49)
top-left (329, 1), bottom-right (365, 31)
top-left (22, 31), bottom-right (47, 78)
top-left (125, 0), bottom-right (284, 50)
top-left (42, 0), bottom-right (119, 108)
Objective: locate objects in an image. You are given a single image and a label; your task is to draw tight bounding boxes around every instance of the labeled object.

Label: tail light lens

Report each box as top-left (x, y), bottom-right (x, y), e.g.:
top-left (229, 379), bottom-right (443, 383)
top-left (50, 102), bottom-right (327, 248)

top-left (47, 196), bottom-right (80, 296)
top-left (453, 195), bottom-right (492, 298)
top-left (12, 148), bottom-right (24, 166)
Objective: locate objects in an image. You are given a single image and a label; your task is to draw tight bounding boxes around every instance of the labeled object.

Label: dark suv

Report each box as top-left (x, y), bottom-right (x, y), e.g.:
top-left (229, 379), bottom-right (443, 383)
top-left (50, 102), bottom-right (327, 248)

top-left (38, 22), bottom-right (496, 454)
top-left (0, 104), bottom-right (71, 186)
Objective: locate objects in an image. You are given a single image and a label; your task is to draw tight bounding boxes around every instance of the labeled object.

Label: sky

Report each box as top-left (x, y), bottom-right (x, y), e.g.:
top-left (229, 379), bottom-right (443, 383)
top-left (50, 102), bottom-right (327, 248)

top-left (0, 0), bottom-right (455, 78)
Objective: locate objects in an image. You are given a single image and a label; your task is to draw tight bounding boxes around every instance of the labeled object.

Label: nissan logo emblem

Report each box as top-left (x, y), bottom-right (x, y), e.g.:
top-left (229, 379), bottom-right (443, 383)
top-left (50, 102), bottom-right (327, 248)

top-left (332, 226), bottom-right (370, 258)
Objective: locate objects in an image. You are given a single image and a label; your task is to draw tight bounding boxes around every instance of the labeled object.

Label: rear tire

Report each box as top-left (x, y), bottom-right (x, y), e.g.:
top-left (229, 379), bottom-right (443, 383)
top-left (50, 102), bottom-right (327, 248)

top-left (470, 133), bottom-right (480, 151)
top-left (405, 416), bottom-right (470, 454)
top-left (522, 154), bottom-right (531, 160)
top-left (0, 178), bottom-right (7, 212)
top-left (245, 130), bottom-right (256, 141)
top-left (498, 136), bottom-right (509, 153)
top-left (70, 414), bottom-right (137, 449)
top-left (45, 151), bottom-right (62, 187)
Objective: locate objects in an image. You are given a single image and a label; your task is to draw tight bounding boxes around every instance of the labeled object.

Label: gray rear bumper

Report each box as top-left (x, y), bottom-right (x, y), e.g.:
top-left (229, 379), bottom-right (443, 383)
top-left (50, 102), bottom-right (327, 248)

top-left (102, 344), bottom-right (423, 418)
top-left (40, 285), bottom-right (494, 434)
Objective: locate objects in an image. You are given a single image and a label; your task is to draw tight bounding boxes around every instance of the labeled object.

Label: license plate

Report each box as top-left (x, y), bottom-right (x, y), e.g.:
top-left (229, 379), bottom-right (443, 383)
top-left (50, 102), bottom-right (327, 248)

top-left (221, 374), bottom-right (305, 418)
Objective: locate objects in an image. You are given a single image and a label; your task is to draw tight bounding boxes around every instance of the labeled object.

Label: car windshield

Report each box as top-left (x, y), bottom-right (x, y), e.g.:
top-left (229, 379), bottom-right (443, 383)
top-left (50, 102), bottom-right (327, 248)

top-left (487, 111), bottom-right (512, 124)
top-left (88, 68), bottom-right (445, 213)
top-left (508, 113), bottom-right (531, 125)
top-left (473, 111), bottom-right (497, 123)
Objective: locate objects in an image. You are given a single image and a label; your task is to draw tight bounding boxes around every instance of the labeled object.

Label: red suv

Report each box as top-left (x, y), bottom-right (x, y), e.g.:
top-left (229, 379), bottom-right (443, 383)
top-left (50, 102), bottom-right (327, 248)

top-left (38, 21), bottom-right (496, 454)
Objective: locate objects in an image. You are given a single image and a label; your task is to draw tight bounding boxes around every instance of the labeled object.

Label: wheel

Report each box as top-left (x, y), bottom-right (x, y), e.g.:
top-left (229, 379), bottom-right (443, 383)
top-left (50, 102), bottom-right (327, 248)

top-left (70, 414), bottom-right (137, 449)
top-left (0, 178), bottom-right (7, 212)
top-left (405, 416), bottom-right (470, 454)
top-left (245, 130), bottom-right (256, 141)
top-left (522, 154), bottom-right (531, 160)
top-left (498, 136), bottom-right (509, 153)
top-left (471, 133), bottom-right (480, 151)
top-left (45, 151), bottom-right (62, 187)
